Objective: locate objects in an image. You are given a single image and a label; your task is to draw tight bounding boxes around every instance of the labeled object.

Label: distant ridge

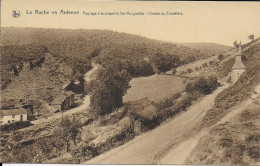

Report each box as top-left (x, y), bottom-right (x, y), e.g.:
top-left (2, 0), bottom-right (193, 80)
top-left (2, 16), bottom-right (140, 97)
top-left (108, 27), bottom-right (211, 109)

top-left (175, 42), bottom-right (232, 55)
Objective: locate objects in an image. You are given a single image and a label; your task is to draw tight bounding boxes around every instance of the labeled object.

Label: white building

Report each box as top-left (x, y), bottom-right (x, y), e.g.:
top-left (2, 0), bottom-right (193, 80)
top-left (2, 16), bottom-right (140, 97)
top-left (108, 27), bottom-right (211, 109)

top-left (231, 43), bottom-right (246, 83)
top-left (0, 108), bottom-right (28, 124)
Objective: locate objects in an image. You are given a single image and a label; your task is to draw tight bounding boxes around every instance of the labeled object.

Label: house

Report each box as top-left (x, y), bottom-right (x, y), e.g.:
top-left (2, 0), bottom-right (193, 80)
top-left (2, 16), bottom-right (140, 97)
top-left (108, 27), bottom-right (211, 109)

top-left (50, 91), bottom-right (75, 112)
top-left (0, 108), bottom-right (28, 124)
top-left (231, 42), bottom-right (246, 83)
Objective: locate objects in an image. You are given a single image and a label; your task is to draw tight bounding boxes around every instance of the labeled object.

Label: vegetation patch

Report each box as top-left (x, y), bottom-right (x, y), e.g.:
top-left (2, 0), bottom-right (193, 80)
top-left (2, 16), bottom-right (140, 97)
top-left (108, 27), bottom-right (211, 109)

top-left (216, 57), bottom-right (235, 78)
top-left (185, 76), bottom-right (219, 96)
top-left (0, 121), bottom-right (33, 133)
top-left (185, 105), bottom-right (260, 165)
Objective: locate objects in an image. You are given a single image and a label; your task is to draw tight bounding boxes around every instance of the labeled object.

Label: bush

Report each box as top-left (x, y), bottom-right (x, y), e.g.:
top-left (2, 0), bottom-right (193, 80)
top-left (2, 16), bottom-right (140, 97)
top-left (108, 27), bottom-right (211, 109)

top-left (187, 68), bottom-right (193, 73)
top-left (218, 54), bottom-right (224, 61)
top-left (202, 63), bottom-right (208, 68)
top-left (209, 61), bottom-right (216, 66)
top-left (0, 121), bottom-right (32, 132)
top-left (185, 76), bottom-right (219, 95)
top-left (154, 93), bottom-right (181, 111)
top-left (172, 68), bottom-right (177, 75)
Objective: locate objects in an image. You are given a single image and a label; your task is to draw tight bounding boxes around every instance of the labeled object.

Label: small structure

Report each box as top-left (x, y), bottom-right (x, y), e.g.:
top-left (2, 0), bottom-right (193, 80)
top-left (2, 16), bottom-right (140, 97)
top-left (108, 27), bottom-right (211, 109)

top-left (50, 91), bottom-right (75, 112)
top-left (231, 42), bottom-right (246, 83)
top-left (0, 108), bottom-right (28, 124)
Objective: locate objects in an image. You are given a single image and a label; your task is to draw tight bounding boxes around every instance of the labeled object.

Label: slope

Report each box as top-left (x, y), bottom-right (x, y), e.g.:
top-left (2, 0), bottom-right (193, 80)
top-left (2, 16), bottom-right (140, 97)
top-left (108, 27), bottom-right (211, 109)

top-left (1, 27), bottom-right (208, 65)
top-left (184, 40), bottom-right (260, 165)
top-left (175, 42), bottom-right (232, 55)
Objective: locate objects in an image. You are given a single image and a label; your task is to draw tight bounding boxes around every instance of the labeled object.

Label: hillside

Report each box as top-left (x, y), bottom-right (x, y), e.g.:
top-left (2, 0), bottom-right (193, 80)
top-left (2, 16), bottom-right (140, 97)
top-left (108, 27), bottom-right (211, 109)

top-left (184, 39), bottom-right (260, 165)
top-left (175, 43), bottom-right (232, 55)
top-left (2, 27), bottom-right (209, 65)
top-left (0, 45), bottom-right (91, 116)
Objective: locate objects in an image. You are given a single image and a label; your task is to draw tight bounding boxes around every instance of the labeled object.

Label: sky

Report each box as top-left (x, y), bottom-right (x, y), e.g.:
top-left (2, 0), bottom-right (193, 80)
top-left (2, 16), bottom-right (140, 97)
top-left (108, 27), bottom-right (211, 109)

top-left (1, 0), bottom-right (260, 46)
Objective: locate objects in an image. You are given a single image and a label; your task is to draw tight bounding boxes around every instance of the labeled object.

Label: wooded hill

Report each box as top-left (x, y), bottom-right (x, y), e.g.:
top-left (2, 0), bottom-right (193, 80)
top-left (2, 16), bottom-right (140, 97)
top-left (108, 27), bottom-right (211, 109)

top-left (2, 27), bottom-right (209, 65)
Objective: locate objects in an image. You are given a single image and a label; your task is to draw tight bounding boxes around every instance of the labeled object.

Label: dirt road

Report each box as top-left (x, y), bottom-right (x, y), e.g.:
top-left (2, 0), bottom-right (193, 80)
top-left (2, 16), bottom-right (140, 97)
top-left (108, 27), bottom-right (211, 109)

top-left (84, 84), bottom-right (229, 164)
top-left (161, 83), bottom-right (260, 164)
top-left (31, 96), bottom-right (90, 125)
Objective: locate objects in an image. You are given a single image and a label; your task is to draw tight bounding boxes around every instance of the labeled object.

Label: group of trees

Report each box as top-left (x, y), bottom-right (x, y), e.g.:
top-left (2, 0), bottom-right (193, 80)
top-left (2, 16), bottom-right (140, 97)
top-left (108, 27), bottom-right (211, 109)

top-left (97, 56), bottom-right (155, 77)
top-left (185, 76), bottom-right (219, 96)
top-left (150, 52), bottom-right (181, 74)
top-left (89, 64), bottom-right (131, 115)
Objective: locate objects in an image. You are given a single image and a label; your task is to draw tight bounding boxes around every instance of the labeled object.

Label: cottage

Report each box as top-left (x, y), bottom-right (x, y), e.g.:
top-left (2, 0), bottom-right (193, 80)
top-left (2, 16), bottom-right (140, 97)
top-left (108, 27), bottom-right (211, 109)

top-left (231, 43), bottom-right (246, 83)
top-left (0, 108), bottom-right (28, 124)
top-left (50, 91), bottom-right (74, 112)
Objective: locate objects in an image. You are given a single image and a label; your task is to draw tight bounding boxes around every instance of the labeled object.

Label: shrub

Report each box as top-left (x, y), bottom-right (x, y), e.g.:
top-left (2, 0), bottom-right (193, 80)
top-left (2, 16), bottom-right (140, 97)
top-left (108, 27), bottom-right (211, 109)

top-left (218, 54), bottom-right (224, 61)
top-left (187, 68), bottom-right (193, 73)
top-left (247, 145), bottom-right (260, 160)
top-left (185, 76), bottom-right (219, 95)
top-left (202, 63), bottom-right (208, 68)
top-left (154, 93), bottom-right (181, 111)
top-left (0, 121), bottom-right (32, 132)
top-left (171, 68), bottom-right (177, 75)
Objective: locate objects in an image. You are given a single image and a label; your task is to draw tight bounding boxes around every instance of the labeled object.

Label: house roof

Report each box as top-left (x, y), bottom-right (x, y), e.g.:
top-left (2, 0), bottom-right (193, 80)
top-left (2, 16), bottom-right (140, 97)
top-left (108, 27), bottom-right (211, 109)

top-left (51, 94), bottom-right (67, 105)
top-left (0, 108), bottom-right (27, 117)
top-left (51, 91), bottom-right (74, 105)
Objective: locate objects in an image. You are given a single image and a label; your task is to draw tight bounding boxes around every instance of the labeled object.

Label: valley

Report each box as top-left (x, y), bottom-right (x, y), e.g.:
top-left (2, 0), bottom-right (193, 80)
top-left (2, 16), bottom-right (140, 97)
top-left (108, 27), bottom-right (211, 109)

top-left (0, 27), bottom-right (259, 165)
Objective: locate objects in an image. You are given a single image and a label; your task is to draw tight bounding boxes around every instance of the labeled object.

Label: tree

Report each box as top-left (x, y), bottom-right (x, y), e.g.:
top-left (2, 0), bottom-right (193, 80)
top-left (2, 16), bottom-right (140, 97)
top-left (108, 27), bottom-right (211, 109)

top-left (54, 116), bottom-right (82, 152)
top-left (248, 34), bottom-right (255, 41)
top-left (172, 68), bottom-right (177, 75)
top-left (218, 54), bottom-right (224, 61)
top-left (90, 65), bottom-right (131, 115)
top-left (233, 41), bottom-right (239, 48)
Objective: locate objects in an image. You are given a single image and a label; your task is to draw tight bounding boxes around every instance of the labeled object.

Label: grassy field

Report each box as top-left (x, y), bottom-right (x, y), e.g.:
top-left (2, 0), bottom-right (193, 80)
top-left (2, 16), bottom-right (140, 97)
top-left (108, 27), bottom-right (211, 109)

top-left (123, 75), bottom-right (185, 102)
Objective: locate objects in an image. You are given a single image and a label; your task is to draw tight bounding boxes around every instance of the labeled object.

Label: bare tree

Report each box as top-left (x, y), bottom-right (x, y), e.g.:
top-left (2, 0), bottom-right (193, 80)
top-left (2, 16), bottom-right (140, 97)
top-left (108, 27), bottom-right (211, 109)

top-left (248, 34), bottom-right (255, 41)
top-left (233, 41), bottom-right (239, 48)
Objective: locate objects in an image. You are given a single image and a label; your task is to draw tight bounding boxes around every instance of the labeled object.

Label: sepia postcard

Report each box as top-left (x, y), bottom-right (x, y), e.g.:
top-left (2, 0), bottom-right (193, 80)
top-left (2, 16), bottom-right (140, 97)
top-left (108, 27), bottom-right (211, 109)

top-left (1, 0), bottom-right (260, 165)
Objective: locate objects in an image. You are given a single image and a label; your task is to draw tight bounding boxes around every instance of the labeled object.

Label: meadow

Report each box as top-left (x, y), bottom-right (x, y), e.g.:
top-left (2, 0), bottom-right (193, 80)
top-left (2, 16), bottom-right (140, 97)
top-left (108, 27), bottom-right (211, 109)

top-left (123, 75), bottom-right (185, 102)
